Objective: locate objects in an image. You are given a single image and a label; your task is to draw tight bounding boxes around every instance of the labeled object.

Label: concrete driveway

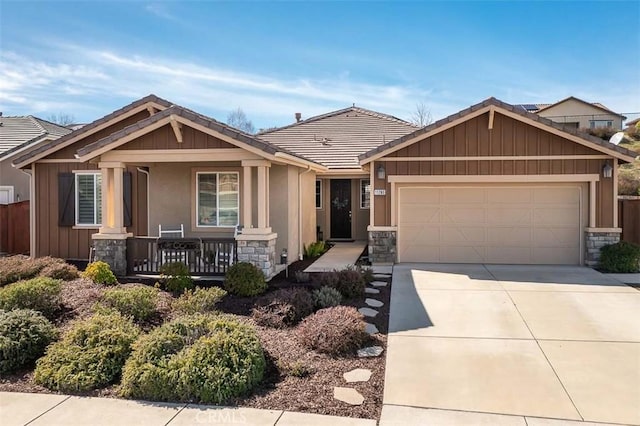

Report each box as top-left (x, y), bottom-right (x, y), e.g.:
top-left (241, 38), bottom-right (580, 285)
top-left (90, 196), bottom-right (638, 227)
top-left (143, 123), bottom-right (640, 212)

top-left (382, 264), bottom-right (640, 425)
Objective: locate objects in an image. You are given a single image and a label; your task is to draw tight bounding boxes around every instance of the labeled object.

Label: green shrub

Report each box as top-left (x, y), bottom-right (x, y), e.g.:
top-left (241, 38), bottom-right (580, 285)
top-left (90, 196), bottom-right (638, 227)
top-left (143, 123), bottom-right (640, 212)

top-left (0, 256), bottom-right (45, 286)
top-left (0, 309), bottom-right (58, 374)
top-left (599, 241), bottom-right (640, 273)
top-left (296, 306), bottom-right (367, 355)
top-left (120, 313), bottom-right (265, 404)
top-left (0, 277), bottom-right (62, 318)
top-left (278, 360), bottom-right (313, 378)
top-left (83, 261), bottom-right (117, 285)
top-left (172, 286), bottom-right (227, 314)
top-left (360, 265), bottom-right (374, 284)
top-left (102, 286), bottom-right (159, 321)
top-left (34, 312), bottom-right (139, 392)
top-left (332, 266), bottom-right (366, 298)
top-left (159, 262), bottom-right (194, 294)
top-left (303, 241), bottom-right (327, 259)
top-left (224, 262), bottom-right (266, 297)
top-left (294, 271), bottom-right (310, 283)
top-left (252, 288), bottom-right (314, 328)
top-left (40, 262), bottom-right (79, 281)
top-left (312, 286), bottom-right (342, 309)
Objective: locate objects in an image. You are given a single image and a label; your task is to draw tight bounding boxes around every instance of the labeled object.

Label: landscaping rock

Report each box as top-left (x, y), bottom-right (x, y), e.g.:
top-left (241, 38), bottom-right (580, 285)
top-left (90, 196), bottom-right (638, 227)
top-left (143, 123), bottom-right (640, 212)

top-left (357, 346), bottom-right (384, 358)
top-left (365, 323), bottom-right (379, 335)
top-left (343, 368), bottom-right (372, 383)
top-left (365, 298), bottom-right (383, 308)
top-left (373, 274), bottom-right (391, 280)
top-left (370, 281), bottom-right (388, 287)
top-left (333, 387), bottom-right (364, 405)
top-left (358, 307), bottom-right (378, 318)
top-left (365, 287), bottom-right (380, 294)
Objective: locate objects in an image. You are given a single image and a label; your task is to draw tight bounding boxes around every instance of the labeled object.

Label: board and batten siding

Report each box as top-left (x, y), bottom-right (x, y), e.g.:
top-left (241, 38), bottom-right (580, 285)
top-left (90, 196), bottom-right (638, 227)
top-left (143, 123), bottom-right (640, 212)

top-left (372, 112), bottom-right (615, 228)
top-left (120, 123), bottom-right (235, 150)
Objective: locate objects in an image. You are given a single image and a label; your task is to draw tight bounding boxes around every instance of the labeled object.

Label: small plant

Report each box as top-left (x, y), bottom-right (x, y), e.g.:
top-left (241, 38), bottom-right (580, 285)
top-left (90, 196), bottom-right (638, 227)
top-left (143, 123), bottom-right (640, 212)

top-left (599, 241), bottom-right (640, 273)
top-left (159, 262), bottom-right (194, 294)
top-left (40, 261), bottom-right (79, 281)
top-left (332, 266), bottom-right (366, 298)
top-left (224, 262), bottom-right (267, 297)
top-left (297, 306), bottom-right (367, 355)
top-left (312, 286), bottom-right (342, 309)
top-left (252, 288), bottom-right (314, 328)
top-left (303, 241), bottom-right (327, 259)
top-left (0, 309), bottom-right (58, 374)
top-left (83, 261), bottom-right (117, 285)
top-left (34, 311), bottom-right (140, 392)
top-left (0, 277), bottom-right (62, 318)
top-left (172, 286), bottom-right (227, 314)
top-left (315, 270), bottom-right (340, 288)
top-left (294, 270), bottom-right (310, 283)
top-left (0, 256), bottom-right (46, 286)
top-left (101, 286), bottom-right (159, 321)
top-left (359, 265), bottom-right (374, 284)
top-left (278, 360), bottom-right (313, 378)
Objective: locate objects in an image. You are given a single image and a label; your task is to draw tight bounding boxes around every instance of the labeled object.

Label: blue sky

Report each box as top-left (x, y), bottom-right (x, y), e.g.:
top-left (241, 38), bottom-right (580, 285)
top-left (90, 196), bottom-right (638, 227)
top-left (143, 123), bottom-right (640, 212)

top-left (1, 1), bottom-right (639, 129)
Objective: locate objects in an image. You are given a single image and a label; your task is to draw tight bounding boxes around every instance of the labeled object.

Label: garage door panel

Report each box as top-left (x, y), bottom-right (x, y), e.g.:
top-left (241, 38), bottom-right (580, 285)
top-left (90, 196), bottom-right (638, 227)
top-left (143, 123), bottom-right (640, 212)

top-left (443, 190), bottom-right (485, 203)
top-left (487, 227), bottom-right (531, 245)
top-left (440, 246), bottom-right (486, 263)
top-left (402, 207), bottom-right (440, 224)
top-left (533, 208), bottom-right (578, 225)
top-left (487, 208), bottom-right (532, 225)
top-left (488, 188), bottom-right (532, 203)
top-left (441, 208), bottom-right (487, 224)
top-left (441, 226), bottom-right (486, 243)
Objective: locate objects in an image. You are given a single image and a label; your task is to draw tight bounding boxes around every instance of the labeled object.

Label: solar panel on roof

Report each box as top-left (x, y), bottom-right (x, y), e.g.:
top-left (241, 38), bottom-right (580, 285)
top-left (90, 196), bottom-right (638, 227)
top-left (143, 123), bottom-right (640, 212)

top-left (522, 104), bottom-right (539, 112)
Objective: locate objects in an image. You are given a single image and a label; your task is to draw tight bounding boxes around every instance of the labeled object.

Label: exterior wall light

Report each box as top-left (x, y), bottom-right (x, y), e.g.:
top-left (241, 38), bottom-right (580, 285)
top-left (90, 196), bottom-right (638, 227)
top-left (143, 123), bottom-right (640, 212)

top-left (377, 164), bottom-right (386, 180)
top-left (602, 163), bottom-right (613, 178)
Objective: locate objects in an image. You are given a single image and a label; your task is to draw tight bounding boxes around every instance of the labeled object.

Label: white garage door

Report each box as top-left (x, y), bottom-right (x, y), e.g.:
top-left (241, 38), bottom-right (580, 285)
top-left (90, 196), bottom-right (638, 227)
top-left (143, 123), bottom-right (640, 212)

top-left (397, 185), bottom-right (582, 264)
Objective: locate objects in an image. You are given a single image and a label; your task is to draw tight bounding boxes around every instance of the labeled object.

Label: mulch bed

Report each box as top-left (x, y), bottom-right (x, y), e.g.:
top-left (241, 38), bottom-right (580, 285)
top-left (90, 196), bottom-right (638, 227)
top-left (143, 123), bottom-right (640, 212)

top-left (0, 257), bottom-right (392, 419)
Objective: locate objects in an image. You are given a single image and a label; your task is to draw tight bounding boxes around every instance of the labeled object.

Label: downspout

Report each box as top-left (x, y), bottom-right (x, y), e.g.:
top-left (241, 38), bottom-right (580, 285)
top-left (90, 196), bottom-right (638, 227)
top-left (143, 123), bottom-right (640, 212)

top-left (136, 167), bottom-right (150, 236)
top-left (298, 165), bottom-right (313, 260)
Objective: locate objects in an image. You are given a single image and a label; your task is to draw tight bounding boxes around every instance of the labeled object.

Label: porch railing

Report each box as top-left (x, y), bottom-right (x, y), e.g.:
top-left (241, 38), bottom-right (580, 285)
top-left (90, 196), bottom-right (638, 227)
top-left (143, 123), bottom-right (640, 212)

top-left (126, 237), bottom-right (237, 276)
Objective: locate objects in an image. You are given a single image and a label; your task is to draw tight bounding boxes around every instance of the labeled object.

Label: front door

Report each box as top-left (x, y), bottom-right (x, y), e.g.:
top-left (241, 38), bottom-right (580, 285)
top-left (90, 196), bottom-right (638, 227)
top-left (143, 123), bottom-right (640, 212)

top-left (330, 179), bottom-right (351, 239)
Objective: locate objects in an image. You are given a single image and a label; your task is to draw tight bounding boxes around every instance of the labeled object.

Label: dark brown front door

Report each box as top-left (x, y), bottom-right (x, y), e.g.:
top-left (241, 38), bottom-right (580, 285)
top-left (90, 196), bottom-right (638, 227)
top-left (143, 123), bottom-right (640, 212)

top-left (330, 179), bottom-right (351, 239)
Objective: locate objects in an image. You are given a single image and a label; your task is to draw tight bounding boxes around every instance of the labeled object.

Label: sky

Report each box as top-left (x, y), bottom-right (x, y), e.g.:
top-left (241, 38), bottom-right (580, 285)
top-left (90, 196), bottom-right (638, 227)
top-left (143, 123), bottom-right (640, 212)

top-left (1, 0), bottom-right (639, 130)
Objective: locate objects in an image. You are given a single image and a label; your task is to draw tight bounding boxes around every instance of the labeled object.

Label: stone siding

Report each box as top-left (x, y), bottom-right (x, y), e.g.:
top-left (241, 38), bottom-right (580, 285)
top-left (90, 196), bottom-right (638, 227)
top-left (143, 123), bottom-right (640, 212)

top-left (237, 237), bottom-right (277, 278)
top-left (93, 238), bottom-right (127, 276)
top-left (585, 231), bottom-right (620, 267)
top-left (368, 230), bottom-right (396, 264)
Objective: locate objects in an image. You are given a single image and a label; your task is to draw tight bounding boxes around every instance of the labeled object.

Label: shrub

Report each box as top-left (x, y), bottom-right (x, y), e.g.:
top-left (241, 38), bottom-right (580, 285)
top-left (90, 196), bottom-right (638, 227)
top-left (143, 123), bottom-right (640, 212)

top-left (252, 288), bottom-right (314, 328)
top-left (294, 271), bottom-right (310, 283)
top-left (34, 312), bottom-right (139, 392)
top-left (0, 309), bottom-right (58, 374)
top-left (619, 164), bottom-right (640, 196)
top-left (297, 306), bottom-right (367, 355)
top-left (312, 286), bottom-right (342, 309)
top-left (332, 266), bottom-right (366, 298)
top-left (303, 241), bottom-right (327, 259)
top-left (360, 265), bottom-right (374, 284)
top-left (83, 261), bottom-right (117, 285)
top-left (159, 262), bottom-right (194, 294)
top-left (102, 286), bottom-right (159, 321)
top-left (315, 270), bottom-right (340, 288)
top-left (0, 277), bottom-right (62, 318)
top-left (172, 286), bottom-right (227, 314)
top-left (120, 313), bottom-right (265, 404)
top-left (40, 262), bottom-right (79, 281)
top-left (0, 256), bottom-right (45, 286)
top-left (278, 360), bottom-right (313, 378)
top-left (599, 241), bottom-right (640, 273)
top-left (224, 262), bottom-right (266, 297)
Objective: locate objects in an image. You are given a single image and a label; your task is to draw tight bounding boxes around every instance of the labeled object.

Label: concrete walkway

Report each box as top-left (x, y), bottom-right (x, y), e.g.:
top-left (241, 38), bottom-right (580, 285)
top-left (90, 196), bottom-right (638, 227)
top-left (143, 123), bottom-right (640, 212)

top-left (0, 392), bottom-right (376, 426)
top-left (384, 264), bottom-right (640, 426)
top-left (304, 241), bottom-right (366, 272)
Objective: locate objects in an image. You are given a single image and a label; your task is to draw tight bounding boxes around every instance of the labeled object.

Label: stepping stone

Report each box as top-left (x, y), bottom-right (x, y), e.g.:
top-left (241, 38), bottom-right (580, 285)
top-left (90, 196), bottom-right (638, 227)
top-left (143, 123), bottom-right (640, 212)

top-left (372, 266), bottom-right (393, 274)
top-left (333, 387), bottom-right (364, 405)
top-left (365, 323), bottom-right (379, 335)
top-left (373, 274), bottom-right (391, 280)
top-left (358, 307), bottom-right (378, 317)
top-left (343, 368), bottom-right (372, 383)
top-left (366, 298), bottom-right (384, 308)
top-left (358, 345), bottom-right (384, 358)
top-left (370, 281), bottom-right (388, 287)
top-left (365, 287), bottom-right (380, 294)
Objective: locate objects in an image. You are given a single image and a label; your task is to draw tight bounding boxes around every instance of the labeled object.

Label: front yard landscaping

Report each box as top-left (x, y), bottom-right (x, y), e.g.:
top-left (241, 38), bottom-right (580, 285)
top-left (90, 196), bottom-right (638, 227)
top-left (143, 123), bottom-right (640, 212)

top-left (0, 254), bottom-right (390, 419)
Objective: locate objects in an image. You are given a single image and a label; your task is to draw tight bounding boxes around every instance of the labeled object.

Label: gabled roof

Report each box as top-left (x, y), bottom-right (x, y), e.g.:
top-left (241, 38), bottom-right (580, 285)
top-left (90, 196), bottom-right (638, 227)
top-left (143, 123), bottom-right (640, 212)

top-left (516, 96), bottom-right (626, 119)
top-left (259, 106), bottom-right (418, 170)
top-left (360, 97), bottom-right (637, 164)
top-left (0, 116), bottom-right (70, 160)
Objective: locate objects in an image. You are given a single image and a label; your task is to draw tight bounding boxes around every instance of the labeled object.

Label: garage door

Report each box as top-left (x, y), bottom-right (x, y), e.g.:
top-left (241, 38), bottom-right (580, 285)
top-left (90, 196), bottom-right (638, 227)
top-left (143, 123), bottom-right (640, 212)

top-left (397, 186), bottom-right (582, 264)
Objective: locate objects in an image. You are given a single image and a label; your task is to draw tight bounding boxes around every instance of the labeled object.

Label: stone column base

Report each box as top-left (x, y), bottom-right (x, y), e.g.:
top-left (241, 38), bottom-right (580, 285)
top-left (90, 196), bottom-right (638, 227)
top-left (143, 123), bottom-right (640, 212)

top-left (91, 234), bottom-right (130, 276)
top-left (585, 228), bottom-right (621, 267)
top-left (236, 233), bottom-right (278, 279)
top-left (368, 228), bottom-right (397, 265)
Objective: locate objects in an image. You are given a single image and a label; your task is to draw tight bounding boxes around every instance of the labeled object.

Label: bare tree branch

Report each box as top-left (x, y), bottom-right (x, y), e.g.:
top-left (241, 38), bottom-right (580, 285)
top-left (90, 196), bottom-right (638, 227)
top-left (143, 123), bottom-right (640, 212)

top-left (226, 108), bottom-right (255, 134)
top-left (409, 102), bottom-right (433, 127)
top-left (46, 113), bottom-right (76, 126)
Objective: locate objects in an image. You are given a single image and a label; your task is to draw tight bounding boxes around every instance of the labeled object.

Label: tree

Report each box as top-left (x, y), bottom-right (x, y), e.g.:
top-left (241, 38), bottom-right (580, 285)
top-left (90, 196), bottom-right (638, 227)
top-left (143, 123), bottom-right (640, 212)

top-left (409, 102), bottom-right (433, 127)
top-left (226, 108), bottom-right (255, 134)
top-left (46, 113), bottom-right (76, 126)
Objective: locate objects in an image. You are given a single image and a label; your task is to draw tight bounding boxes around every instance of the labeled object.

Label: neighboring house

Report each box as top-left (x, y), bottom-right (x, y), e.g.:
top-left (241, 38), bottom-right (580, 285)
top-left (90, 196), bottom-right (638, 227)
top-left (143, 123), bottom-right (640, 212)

top-left (12, 95), bottom-right (636, 278)
top-left (625, 117), bottom-right (640, 129)
top-left (516, 96), bottom-right (626, 130)
top-left (0, 115), bottom-right (71, 203)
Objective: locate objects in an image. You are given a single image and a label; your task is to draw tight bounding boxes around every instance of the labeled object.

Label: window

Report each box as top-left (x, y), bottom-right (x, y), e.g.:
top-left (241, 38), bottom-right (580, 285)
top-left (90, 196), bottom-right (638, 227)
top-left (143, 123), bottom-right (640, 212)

top-left (316, 180), bottom-right (322, 209)
top-left (360, 179), bottom-right (371, 209)
top-left (590, 120), bottom-right (613, 129)
top-left (197, 172), bottom-right (239, 227)
top-left (75, 173), bottom-right (102, 226)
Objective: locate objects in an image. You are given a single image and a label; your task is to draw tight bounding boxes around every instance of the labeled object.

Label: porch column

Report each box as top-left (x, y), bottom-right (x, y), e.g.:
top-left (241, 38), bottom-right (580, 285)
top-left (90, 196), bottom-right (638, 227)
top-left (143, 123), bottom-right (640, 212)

top-left (243, 165), bottom-right (253, 228)
top-left (257, 164), bottom-right (268, 228)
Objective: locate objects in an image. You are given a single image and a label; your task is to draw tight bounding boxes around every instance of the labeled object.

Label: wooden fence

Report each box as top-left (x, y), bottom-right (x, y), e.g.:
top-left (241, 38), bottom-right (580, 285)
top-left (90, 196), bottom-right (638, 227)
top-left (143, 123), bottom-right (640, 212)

top-left (0, 200), bottom-right (30, 255)
top-left (619, 197), bottom-right (640, 245)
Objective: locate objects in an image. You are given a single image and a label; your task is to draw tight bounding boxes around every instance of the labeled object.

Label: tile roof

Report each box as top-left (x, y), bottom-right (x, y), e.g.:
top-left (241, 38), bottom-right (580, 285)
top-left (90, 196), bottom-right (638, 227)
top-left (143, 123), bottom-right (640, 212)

top-left (516, 97), bottom-right (624, 118)
top-left (258, 107), bottom-right (418, 169)
top-left (0, 116), bottom-right (71, 159)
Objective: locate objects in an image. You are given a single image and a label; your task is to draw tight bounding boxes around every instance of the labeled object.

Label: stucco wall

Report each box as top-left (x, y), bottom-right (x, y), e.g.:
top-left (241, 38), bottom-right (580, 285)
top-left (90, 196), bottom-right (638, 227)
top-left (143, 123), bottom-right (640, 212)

top-left (537, 99), bottom-right (623, 129)
top-left (0, 160), bottom-right (30, 202)
top-left (316, 177), bottom-right (370, 241)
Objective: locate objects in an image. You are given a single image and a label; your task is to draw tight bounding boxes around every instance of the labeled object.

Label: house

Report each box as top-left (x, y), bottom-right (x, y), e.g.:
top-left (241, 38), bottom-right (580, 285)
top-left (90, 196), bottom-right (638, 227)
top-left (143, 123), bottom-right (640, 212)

top-left (11, 95), bottom-right (637, 278)
top-left (516, 96), bottom-right (626, 130)
top-left (0, 115), bottom-right (71, 203)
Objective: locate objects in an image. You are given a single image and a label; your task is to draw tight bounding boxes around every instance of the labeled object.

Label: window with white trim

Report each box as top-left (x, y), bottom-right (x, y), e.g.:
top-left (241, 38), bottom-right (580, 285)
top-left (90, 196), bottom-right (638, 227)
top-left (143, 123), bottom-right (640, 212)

top-left (197, 172), bottom-right (239, 227)
top-left (75, 173), bottom-right (102, 226)
top-left (360, 179), bottom-right (371, 209)
top-left (316, 180), bottom-right (322, 209)
top-left (590, 120), bottom-right (613, 129)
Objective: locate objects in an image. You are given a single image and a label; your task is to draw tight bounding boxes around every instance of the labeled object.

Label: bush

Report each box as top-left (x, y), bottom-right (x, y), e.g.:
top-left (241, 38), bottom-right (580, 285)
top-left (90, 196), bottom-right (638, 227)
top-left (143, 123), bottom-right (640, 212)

top-left (102, 286), bottom-right (159, 321)
top-left (172, 286), bottom-right (227, 314)
top-left (0, 309), bottom-right (58, 374)
top-left (278, 360), bottom-right (313, 378)
top-left (34, 312), bottom-right (139, 392)
top-left (0, 256), bottom-right (79, 287)
top-left (332, 266), bottom-right (366, 298)
top-left (224, 262), bottom-right (266, 297)
top-left (303, 241), bottom-right (327, 259)
top-left (599, 241), bottom-right (640, 273)
top-left (297, 306), bottom-right (367, 355)
top-left (40, 262), bottom-right (79, 281)
top-left (0, 277), bottom-right (62, 318)
top-left (619, 164), bottom-right (640, 196)
top-left (159, 262), bottom-right (194, 294)
top-left (83, 261), bottom-right (117, 285)
top-left (252, 288), bottom-right (314, 328)
top-left (294, 271), bottom-right (310, 283)
top-left (312, 286), bottom-right (342, 309)
top-left (120, 313), bottom-right (265, 404)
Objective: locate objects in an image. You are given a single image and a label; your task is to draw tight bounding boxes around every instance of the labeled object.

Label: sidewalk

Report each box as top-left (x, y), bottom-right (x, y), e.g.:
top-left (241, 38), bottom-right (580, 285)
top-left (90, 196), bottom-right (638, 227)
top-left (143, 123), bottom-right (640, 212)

top-left (0, 392), bottom-right (376, 426)
top-left (304, 242), bottom-right (366, 273)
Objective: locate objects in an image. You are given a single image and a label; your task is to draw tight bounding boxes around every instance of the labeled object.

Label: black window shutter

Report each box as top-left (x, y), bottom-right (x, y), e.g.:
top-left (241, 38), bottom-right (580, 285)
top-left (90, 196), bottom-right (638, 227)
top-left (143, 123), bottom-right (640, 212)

top-left (123, 171), bottom-right (132, 228)
top-left (58, 173), bottom-right (75, 226)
